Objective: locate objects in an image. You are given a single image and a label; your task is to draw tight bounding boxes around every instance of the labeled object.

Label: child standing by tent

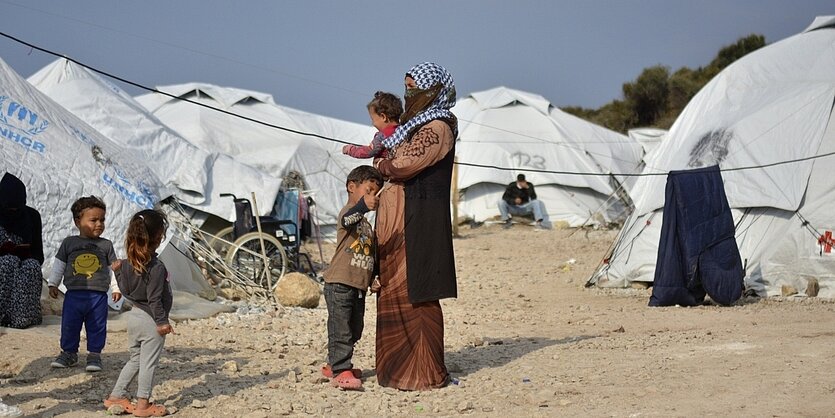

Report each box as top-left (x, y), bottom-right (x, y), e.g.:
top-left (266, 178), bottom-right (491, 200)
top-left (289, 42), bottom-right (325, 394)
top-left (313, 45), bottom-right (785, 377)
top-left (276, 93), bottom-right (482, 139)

top-left (342, 91), bottom-right (403, 159)
top-left (48, 195), bottom-right (121, 372)
top-left (320, 165), bottom-right (382, 390)
top-left (104, 209), bottom-right (173, 416)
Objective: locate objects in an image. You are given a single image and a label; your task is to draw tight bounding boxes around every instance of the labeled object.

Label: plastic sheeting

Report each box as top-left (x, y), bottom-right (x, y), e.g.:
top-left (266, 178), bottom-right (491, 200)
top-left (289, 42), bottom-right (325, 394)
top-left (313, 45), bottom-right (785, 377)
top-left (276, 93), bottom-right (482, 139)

top-left (589, 17), bottom-right (835, 298)
top-left (28, 59), bottom-right (282, 221)
top-left (0, 56), bottom-right (166, 269)
top-left (136, 83), bottom-right (375, 228)
top-left (630, 26), bottom-right (835, 216)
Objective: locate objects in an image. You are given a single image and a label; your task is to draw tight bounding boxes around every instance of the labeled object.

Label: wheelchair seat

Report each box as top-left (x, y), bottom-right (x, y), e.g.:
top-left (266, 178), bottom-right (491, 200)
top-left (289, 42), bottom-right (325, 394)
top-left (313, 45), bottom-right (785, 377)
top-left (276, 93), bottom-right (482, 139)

top-left (223, 193), bottom-right (317, 281)
top-left (232, 198), bottom-right (255, 238)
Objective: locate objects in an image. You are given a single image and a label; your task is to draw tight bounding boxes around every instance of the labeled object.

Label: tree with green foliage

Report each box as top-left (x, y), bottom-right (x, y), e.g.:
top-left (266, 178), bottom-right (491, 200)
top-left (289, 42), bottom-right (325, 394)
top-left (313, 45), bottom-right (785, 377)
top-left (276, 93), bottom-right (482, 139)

top-left (563, 34), bottom-right (766, 133)
top-left (623, 65), bottom-right (669, 127)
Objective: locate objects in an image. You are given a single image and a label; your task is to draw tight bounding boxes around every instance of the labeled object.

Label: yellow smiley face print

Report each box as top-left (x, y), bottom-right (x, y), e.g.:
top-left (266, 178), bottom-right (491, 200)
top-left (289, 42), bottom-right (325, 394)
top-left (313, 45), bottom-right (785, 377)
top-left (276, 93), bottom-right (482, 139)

top-left (73, 253), bottom-right (101, 279)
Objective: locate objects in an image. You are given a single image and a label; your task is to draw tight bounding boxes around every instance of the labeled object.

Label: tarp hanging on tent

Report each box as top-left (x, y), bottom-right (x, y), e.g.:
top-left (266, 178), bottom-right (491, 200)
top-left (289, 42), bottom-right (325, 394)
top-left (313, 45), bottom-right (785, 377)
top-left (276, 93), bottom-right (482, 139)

top-left (649, 166), bottom-right (743, 307)
top-left (589, 16), bottom-right (835, 298)
top-left (452, 87), bottom-right (644, 226)
top-left (135, 83), bottom-right (375, 229)
top-left (27, 59), bottom-right (282, 222)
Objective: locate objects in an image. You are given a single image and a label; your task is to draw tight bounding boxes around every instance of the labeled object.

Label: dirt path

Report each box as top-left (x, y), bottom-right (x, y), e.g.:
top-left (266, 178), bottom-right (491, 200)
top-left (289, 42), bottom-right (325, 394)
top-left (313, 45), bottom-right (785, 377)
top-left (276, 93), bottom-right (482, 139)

top-left (2, 225), bottom-right (834, 417)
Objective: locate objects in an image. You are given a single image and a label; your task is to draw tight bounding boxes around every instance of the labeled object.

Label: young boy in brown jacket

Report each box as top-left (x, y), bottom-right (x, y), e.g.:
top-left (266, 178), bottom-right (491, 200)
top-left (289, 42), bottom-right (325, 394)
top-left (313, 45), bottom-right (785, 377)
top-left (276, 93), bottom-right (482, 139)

top-left (321, 165), bottom-right (382, 390)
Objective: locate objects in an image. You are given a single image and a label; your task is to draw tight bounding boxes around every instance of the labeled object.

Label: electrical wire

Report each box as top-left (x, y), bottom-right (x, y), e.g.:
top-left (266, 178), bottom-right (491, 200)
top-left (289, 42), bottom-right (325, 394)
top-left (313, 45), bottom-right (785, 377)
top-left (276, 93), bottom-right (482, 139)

top-left (0, 1), bottom-right (646, 149)
top-left (0, 0), bottom-right (363, 97)
top-left (2, 29), bottom-right (835, 178)
top-left (0, 30), bottom-right (353, 145)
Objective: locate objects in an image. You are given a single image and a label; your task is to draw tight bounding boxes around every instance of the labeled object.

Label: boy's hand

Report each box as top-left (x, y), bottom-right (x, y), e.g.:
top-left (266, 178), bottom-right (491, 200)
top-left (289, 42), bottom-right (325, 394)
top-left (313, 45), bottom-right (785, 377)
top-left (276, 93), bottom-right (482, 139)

top-left (156, 324), bottom-right (174, 336)
top-left (363, 193), bottom-right (379, 210)
top-left (112, 292), bottom-right (122, 302)
top-left (370, 277), bottom-right (381, 294)
top-left (342, 144), bottom-right (351, 154)
top-left (48, 286), bottom-right (60, 299)
top-left (111, 260), bottom-right (122, 271)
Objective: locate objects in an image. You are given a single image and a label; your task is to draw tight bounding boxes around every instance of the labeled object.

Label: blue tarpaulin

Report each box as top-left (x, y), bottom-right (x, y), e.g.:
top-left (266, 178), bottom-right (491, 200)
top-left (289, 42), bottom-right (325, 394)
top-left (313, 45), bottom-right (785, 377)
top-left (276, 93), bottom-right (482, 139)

top-left (649, 165), bottom-right (744, 307)
top-left (273, 189), bottom-right (304, 241)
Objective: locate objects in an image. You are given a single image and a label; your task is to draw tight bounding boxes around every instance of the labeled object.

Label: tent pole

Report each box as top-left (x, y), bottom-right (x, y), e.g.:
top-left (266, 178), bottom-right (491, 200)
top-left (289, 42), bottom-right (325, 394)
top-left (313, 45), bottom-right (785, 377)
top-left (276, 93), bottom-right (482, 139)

top-left (452, 156), bottom-right (460, 237)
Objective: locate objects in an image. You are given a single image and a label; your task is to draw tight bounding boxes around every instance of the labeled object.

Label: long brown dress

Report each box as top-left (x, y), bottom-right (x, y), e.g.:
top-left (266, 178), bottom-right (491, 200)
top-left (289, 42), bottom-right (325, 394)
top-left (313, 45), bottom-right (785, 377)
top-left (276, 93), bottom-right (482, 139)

top-left (374, 120), bottom-right (456, 390)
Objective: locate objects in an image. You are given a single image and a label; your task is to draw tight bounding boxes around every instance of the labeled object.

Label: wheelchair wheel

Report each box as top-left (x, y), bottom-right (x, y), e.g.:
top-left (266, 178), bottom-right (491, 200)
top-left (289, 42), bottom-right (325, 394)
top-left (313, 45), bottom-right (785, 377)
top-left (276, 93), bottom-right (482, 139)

top-left (225, 232), bottom-right (288, 290)
top-left (208, 226), bottom-right (235, 259)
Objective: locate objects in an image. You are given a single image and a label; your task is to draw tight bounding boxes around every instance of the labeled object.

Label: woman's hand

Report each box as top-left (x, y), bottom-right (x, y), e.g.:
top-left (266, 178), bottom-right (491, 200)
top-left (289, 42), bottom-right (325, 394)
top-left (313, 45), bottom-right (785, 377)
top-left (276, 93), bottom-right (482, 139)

top-left (48, 286), bottom-right (60, 299)
top-left (156, 324), bottom-right (174, 336)
top-left (112, 292), bottom-right (122, 302)
top-left (363, 193), bottom-right (379, 210)
top-left (370, 277), bottom-right (381, 293)
top-left (111, 260), bottom-right (122, 271)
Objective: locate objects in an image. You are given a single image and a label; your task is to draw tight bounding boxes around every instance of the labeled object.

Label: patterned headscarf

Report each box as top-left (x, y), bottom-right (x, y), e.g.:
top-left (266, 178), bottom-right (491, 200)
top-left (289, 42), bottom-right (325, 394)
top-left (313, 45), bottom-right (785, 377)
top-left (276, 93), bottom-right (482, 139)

top-left (382, 62), bottom-right (456, 149)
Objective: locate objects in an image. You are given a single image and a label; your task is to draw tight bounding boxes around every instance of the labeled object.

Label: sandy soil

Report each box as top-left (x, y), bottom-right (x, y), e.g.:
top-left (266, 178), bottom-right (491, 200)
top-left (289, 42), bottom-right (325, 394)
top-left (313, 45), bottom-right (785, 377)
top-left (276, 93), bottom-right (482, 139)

top-left (2, 224), bottom-right (834, 417)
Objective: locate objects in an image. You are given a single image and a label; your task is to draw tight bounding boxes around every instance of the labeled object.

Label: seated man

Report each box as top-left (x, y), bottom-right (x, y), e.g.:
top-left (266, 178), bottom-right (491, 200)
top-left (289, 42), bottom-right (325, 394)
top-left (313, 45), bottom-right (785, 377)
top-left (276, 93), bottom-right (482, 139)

top-left (498, 174), bottom-right (548, 230)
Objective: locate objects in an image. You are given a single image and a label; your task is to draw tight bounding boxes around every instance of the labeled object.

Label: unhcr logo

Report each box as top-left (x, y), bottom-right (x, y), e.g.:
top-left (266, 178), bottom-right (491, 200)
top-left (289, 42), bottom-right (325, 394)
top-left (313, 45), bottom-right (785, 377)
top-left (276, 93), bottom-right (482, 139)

top-left (0, 95), bottom-right (48, 154)
top-left (102, 170), bottom-right (155, 209)
top-left (101, 163), bottom-right (157, 210)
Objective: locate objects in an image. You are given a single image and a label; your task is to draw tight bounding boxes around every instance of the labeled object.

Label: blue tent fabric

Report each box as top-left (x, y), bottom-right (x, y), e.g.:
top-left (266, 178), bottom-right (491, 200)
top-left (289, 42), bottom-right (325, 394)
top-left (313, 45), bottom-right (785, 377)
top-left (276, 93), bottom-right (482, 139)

top-left (649, 165), bottom-right (744, 307)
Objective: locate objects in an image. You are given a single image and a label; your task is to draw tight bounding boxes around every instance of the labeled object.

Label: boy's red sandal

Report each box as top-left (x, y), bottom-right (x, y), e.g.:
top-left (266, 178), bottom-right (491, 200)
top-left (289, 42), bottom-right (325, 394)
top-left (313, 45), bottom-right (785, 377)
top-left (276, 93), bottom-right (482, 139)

top-left (331, 370), bottom-right (363, 390)
top-left (321, 364), bottom-right (361, 379)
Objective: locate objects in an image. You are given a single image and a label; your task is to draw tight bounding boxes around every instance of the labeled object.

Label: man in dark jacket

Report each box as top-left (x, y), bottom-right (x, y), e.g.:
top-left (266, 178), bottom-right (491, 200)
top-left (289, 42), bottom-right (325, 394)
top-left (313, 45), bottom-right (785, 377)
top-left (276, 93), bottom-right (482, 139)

top-left (498, 174), bottom-right (549, 230)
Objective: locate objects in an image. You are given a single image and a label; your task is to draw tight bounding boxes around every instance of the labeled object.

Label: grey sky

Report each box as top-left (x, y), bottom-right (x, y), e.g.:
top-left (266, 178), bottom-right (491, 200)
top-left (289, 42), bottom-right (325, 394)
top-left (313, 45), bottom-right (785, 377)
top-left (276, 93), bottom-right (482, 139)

top-left (0, 0), bottom-right (831, 125)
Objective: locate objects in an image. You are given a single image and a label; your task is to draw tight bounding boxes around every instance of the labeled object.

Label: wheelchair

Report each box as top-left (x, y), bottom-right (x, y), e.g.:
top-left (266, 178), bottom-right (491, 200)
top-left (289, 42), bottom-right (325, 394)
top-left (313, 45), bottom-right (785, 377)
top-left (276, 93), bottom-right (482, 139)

top-left (209, 193), bottom-right (317, 291)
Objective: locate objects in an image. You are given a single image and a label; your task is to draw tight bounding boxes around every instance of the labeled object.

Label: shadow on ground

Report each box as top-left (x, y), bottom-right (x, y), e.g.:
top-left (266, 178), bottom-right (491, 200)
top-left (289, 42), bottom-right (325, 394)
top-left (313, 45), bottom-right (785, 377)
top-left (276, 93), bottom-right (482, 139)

top-left (5, 346), bottom-right (282, 416)
top-left (446, 334), bottom-right (600, 378)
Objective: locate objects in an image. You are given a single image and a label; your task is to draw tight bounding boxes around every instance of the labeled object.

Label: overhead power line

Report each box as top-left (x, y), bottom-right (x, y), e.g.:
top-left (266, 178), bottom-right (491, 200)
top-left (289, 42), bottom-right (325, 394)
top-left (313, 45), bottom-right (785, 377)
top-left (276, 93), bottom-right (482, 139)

top-left (0, 0), bottom-right (650, 171)
top-left (1, 30), bottom-right (834, 178)
top-left (0, 0), bottom-right (363, 97)
top-left (0, 31), bottom-right (349, 144)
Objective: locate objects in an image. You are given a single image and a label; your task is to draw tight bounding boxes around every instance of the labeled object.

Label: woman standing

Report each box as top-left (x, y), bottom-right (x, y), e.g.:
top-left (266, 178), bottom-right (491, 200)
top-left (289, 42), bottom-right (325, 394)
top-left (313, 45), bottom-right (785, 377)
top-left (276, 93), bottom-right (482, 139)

top-left (374, 62), bottom-right (458, 390)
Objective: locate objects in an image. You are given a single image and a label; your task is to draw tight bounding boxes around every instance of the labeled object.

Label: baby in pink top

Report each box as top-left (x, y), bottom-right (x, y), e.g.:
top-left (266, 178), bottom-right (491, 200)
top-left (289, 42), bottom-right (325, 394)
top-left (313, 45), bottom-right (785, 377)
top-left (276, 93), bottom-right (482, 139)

top-left (342, 91), bottom-right (402, 159)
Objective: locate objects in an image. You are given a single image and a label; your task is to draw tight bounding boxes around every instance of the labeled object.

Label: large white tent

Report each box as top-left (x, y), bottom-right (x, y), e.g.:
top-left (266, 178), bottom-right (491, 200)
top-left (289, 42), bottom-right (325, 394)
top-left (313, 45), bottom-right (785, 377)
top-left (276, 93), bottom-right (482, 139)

top-left (589, 16), bottom-right (835, 298)
top-left (27, 59), bottom-right (282, 222)
top-left (452, 87), bottom-right (644, 227)
top-left (135, 84), bottom-right (375, 229)
top-left (0, 55), bottom-right (166, 274)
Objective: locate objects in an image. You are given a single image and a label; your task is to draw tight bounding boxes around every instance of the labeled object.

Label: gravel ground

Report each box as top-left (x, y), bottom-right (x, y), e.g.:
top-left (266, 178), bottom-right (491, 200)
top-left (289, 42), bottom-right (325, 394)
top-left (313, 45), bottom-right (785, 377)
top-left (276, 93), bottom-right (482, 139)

top-left (1, 225), bottom-right (834, 417)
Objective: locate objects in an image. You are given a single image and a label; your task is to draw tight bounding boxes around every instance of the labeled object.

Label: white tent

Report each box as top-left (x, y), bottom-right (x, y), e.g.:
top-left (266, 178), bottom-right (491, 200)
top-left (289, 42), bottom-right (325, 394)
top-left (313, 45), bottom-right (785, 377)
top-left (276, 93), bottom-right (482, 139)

top-left (628, 127), bottom-right (667, 155)
top-left (27, 59), bottom-right (282, 222)
top-left (452, 87), bottom-right (644, 227)
top-left (0, 55), bottom-right (166, 275)
top-left (135, 84), bottom-right (375, 229)
top-left (589, 16), bottom-right (835, 298)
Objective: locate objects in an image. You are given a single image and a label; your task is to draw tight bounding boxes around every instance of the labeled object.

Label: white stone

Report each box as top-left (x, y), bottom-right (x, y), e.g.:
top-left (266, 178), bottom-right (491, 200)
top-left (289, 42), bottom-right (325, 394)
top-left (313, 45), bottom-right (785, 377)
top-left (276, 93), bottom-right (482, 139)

top-left (275, 272), bottom-right (321, 308)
